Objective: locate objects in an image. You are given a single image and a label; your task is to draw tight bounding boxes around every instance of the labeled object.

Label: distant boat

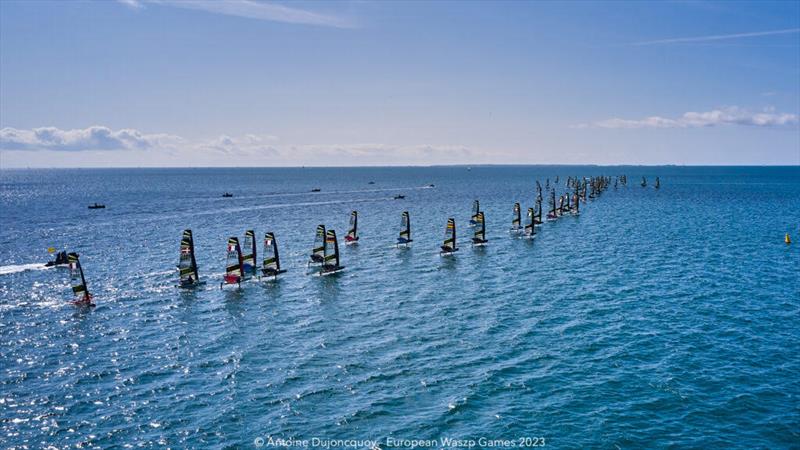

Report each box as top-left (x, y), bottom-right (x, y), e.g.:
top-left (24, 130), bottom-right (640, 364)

top-left (68, 252), bottom-right (94, 307)
top-left (440, 218), bottom-right (458, 256)
top-left (472, 212), bottom-right (488, 246)
top-left (394, 194), bottom-right (405, 200)
top-left (46, 250), bottom-right (69, 268)
top-left (427, 184), bottom-right (435, 188)
top-left (260, 232), bottom-right (286, 280)
top-left (311, 188), bottom-right (321, 192)
top-left (397, 211), bottom-right (413, 247)
top-left (510, 202), bottom-right (522, 234)
top-left (469, 200), bottom-right (480, 226)
top-left (177, 229), bottom-right (202, 288)
top-left (88, 203), bottom-right (105, 209)
top-left (241, 230), bottom-right (257, 277)
top-left (641, 177), bottom-right (647, 187)
top-left (220, 237), bottom-right (244, 288)
top-left (654, 177), bottom-right (660, 189)
top-left (344, 211), bottom-right (359, 245)
top-left (368, 181), bottom-right (375, 185)
top-left (320, 230), bottom-right (345, 276)
top-left (222, 193), bottom-right (233, 198)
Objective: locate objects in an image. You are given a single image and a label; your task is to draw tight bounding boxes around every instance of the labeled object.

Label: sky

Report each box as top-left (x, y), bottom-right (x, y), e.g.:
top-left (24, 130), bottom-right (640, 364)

top-left (0, 0), bottom-right (798, 167)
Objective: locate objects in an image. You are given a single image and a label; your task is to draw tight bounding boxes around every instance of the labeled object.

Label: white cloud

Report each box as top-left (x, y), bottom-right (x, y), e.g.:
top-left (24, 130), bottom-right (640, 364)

top-left (581, 107), bottom-right (799, 129)
top-left (0, 125), bottom-right (475, 166)
top-left (201, 134), bottom-right (279, 156)
top-left (117, 0), bottom-right (144, 9)
top-left (117, 0), bottom-right (355, 28)
top-left (0, 126), bottom-right (182, 151)
top-left (631, 28), bottom-right (800, 46)
top-left (291, 143), bottom-right (472, 161)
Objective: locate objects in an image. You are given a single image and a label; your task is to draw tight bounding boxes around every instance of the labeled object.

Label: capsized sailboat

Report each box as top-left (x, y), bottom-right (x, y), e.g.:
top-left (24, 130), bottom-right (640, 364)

top-left (68, 252), bottom-right (94, 306)
top-left (177, 229), bottom-right (202, 288)
top-left (469, 200), bottom-right (480, 227)
top-left (397, 211), bottom-right (413, 247)
top-left (472, 212), bottom-right (488, 246)
top-left (510, 202), bottom-right (522, 234)
top-left (261, 232), bottom-right (287, 279)
top-left (345, 211), bottom-right (359, 245)
top-left (320, 229), bottom-right (345, 275)
top-left (440, 218), bottom-right (458, 255)
top-left (308, 225), bottom-right (326, 267)
top-left (242, 230), bottom-right (257, 277)
top-left (221, 237), bottom-right (244, 288)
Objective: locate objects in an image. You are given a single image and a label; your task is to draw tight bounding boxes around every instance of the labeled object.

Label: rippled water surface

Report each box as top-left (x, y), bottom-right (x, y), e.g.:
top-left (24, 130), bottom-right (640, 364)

top-left (1, 166), bottom-right (798, 449)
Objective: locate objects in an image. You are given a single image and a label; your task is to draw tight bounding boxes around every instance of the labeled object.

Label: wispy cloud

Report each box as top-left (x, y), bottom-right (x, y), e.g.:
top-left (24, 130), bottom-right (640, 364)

top-left (200, 134), bottom-right (279, 156)
top-left (0, 125), bottom-right (474, 165)
top-left (0, 126), bottom-right (182, 151)
top-left (118, 0), bottom-right (355, 28)
top-left (117, 0), bottom-right (144, 9)
top-left (631, 28), bottom-right (800, 46)
top-left (579, 107), bottom-right (799, 129)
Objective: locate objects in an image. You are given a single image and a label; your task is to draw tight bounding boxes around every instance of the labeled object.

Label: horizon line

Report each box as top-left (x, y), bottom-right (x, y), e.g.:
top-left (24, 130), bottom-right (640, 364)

top-left (2, 163), bottom-right (799, 170)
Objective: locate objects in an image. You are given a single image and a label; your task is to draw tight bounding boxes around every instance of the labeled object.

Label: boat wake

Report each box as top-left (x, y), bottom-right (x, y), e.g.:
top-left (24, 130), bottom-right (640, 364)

top-left (0, 263), bottom-right (51, 276)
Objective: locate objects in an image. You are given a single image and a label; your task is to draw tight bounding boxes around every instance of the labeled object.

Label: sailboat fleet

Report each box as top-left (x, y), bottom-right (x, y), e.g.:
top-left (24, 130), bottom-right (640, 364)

top-left (60, 173), bottom-right (642, 302)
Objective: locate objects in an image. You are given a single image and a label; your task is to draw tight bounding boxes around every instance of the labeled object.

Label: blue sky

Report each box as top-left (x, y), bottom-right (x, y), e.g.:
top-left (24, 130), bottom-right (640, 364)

top-left (1, 0), bottom-right (798, 167)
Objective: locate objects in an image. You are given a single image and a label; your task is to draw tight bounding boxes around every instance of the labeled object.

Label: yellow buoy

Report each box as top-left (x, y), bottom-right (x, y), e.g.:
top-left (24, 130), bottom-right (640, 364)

top-left (786, 233), bottom-right (792, 244)
top-left (47, 247), bottom-right (56, 253)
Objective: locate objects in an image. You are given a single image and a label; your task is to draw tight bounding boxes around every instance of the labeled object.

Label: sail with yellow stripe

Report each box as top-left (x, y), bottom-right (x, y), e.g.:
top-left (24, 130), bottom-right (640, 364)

top-left (440, 218), bottom-right (458, 255)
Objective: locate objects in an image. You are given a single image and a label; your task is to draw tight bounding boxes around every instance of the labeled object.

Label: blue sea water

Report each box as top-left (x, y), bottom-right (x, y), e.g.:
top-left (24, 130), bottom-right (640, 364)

top-left (0, 166), bottom-right (798, 449)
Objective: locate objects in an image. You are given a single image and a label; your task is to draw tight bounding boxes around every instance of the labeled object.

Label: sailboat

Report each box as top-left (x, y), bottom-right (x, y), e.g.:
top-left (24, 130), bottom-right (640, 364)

top-left (469, 200), bottom-right (480, 227)
top-left (397, 211), bottom-right (413, 247)
top-left (308, 225), bottom-right (326, 267)
top-left (260, 232), bottom-right (287, 279)
top-left (68, 252), bottom-right (94, 306)
top-left (534, 198), bottom-right (543, 225)
top-left (472, 212), bottom-right (488, 246)
top-left (547, 190), bottom-right (558, 220)
top-left (344, 211), bottom-right (359, 245)
top-left (440, 218), bottom-right (458, 255)
top-left (221, 237), bottom-right (244, 288)
top-left (641, 177), bottom-right (647, 187)
top-left (654, 177), bottom-right (660, 189)
top-left (572, 192), bottom-right (580, 216)
top-left (510, 202), bottom-right (523, 234)
top-left (535, 180), bottom-right (543, 204)
top-left (241, 230), bottom-right (257, 278)
top-left (177, 229), bottom-right (202, 288)
top-left (524, 207), bottom-right (536, 239)
top-left (320, 229), bottom-right (345, 275)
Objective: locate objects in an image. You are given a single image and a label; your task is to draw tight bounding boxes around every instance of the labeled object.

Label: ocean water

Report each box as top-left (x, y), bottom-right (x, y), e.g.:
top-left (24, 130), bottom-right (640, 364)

top-left (0, 166), bottom-right (798, 449)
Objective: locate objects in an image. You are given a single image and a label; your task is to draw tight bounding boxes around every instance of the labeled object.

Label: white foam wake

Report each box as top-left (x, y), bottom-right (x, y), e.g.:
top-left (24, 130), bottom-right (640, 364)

top-left (0, 263), bottom-right (50, 276)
